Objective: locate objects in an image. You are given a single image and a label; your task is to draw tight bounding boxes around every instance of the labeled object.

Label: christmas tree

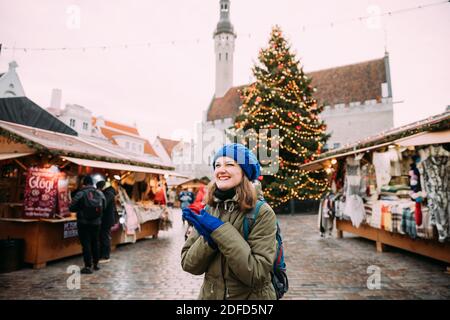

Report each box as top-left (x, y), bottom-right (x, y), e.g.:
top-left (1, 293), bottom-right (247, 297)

top-left (230, 25), bottom-right (329, 208)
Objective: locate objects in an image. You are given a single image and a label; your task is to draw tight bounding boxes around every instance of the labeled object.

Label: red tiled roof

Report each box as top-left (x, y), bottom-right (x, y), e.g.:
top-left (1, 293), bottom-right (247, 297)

top-left (144, 141), bottom-right (157, 155)
top-left (308, 57), bottom-right (387, 106)
top-left (206, 57), bottom-right (387, 121)
top-left (206, 85), bottom-right (246, 122)
top-left (92, 117), bottom-right (158, 157)
top-left (104, 120), bottom-right (139, 135)
top-left (92, 117), bottom-right (139, 135)
top-left (157, 137), bottom-right (180, 158)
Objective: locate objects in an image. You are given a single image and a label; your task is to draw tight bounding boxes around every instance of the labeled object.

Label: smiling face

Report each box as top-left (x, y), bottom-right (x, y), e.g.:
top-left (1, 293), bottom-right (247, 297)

top-left (214, 156), bottom-right (243, 191)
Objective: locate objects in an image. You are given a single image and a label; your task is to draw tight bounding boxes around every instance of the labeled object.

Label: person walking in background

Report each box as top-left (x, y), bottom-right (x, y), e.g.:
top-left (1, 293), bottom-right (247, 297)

top-left (69, 175), bottom-right (105, 274)
top-left (179, 187), bottom-right (194, 224)
top-left (96, 180), bottom-right (117, 264)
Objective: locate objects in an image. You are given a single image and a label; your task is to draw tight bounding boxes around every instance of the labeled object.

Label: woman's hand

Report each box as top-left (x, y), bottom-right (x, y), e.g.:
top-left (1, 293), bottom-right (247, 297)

top-left (191, 209), bottom-right (224, 234)
top-left (182, 208), bottom-right (217, 249)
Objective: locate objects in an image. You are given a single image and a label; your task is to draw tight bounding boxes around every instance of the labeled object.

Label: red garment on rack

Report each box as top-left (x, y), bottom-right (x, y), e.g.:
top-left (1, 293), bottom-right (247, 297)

top-left (415, 202), bottom-right (422, 226)
top-left (154, 188), bottom-right (166, 205)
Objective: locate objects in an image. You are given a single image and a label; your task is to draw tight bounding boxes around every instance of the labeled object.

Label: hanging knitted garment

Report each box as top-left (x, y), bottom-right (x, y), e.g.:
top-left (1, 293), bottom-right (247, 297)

top-left (418, 145), bottom-right (449, 242)
top-left (343, 155), bottom-right (365, 228)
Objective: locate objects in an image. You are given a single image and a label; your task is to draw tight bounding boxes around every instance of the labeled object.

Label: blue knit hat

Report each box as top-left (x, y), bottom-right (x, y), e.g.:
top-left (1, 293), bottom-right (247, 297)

top-left (212, 143), bottom-right (261, 181)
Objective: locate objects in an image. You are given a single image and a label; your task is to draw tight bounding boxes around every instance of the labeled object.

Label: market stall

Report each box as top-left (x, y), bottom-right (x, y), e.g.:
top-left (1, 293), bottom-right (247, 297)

top-left (0, 120), bottom-right (181, 268)
top-left (301, 112), bottom-right (450, 264)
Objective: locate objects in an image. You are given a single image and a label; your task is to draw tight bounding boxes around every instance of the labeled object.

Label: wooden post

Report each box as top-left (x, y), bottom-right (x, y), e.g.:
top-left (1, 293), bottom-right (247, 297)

top-left (33, 262), bottom-right (46, 269)
top-left (376, 241), bottom-right (385, 253)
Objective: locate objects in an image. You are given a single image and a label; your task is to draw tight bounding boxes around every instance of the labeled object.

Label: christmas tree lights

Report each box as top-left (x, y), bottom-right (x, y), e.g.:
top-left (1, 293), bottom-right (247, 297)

top-left (229, 25), bottom-right (330, 207)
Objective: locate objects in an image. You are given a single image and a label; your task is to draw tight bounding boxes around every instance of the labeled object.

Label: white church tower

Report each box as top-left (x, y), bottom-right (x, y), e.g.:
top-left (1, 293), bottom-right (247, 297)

top-left (214, 0), bottom-right (236, 98)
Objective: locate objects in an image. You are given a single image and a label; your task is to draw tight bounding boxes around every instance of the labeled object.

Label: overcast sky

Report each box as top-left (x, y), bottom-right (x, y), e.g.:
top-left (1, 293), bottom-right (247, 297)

top-left (1, 0), bottom-right (449, 142)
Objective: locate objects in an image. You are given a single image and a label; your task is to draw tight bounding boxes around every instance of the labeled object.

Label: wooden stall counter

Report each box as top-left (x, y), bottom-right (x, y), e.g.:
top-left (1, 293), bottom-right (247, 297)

top-left (0, 217), bottom-right (81, 269)
top-left (0, 217), bottom-right (161, 269)
top-left (336, 219), bottom-right (450, 264)
top-left (111, 219), bottom-right (160, 248)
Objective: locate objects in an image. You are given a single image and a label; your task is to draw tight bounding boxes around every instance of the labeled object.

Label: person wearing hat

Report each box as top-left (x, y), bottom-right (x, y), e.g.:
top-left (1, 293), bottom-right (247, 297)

top-left (96, 180), bottom-right (117, 264)
top-left (181, 143), bottom-right (277, 300)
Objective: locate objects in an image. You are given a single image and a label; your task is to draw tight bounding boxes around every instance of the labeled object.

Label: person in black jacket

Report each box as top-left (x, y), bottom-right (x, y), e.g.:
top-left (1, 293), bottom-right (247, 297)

top-left (96, 180), bottom-right (117, 264)
top-left (69, 175), bottom-right (105, 274)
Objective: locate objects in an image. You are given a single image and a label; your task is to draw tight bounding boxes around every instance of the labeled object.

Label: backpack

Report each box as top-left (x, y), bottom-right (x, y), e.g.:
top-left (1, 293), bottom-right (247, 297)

top-left (82, 189), bottom-right (104, 220)
top-left (244, 199), bottom-right (289, 299)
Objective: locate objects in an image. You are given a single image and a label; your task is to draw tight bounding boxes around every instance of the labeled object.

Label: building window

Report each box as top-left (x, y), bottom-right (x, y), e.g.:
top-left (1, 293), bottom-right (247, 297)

top-left (82, 122), bottom-right (88, 130)
top-left (69, 119), bottom-right (76, 127)
top-left (219, 53), bottom-right (221, 61)
top-left (333, 143), bottom-right (341, 149)
top-left (132, 143), bottom-right (136, 151)
top-left (226, 52), bottom-right (228, 60)
top-left (125, 141), bottom-right (130, 149)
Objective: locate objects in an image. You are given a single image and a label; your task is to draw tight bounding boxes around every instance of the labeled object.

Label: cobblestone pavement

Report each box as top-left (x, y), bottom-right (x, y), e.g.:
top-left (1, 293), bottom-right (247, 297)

top-left (0, 209), bottom-right (448, 300)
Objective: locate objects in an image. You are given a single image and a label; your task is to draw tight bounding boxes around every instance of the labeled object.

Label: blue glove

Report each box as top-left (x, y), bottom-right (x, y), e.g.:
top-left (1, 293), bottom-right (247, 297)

top-left (182, 208), bottom-right (207, 236)
top-left (191, 209), bottom-right (224, 234)
top-left (182, 208), bottom-right (217, 249)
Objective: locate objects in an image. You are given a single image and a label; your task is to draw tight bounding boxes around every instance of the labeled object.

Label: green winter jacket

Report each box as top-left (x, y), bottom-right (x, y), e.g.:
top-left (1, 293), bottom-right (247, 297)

top-left (181, 196), bottom-right (277, 300)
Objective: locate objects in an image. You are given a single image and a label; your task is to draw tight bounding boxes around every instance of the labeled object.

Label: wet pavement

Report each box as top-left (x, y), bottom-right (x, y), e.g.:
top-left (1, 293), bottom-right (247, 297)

top-left (0, 209), bottom-right (448, 299)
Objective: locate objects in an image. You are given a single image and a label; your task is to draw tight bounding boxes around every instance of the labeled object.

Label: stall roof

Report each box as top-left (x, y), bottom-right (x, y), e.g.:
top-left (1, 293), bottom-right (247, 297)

top-left (176, 177), bottom-right (210, 187)
top-left (0, 152), bottom-right (34, 161)
top-left (61, 156), bottom-right (189, 178)
top-left (0, 120), bottom-right (174, 171)
top-left (299, 141), bottom-right (394, 171)
top-left (395, 130), bottom-right (450, 147)
top-left (0, 97), bottom-right (77, 136)
top-left (299, 111), bottom-right (450, 171)
top-left (82, 135), bottom-right (170, 168)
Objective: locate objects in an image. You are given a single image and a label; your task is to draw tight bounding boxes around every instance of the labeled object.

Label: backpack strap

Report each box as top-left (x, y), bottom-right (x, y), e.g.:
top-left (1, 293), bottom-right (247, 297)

top-left (243, 199), bottom-right (266, 240)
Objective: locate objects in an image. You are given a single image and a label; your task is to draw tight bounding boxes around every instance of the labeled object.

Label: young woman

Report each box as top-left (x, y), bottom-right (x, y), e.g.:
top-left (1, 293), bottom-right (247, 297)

top-left (181, 143), bottom-right (277, 300)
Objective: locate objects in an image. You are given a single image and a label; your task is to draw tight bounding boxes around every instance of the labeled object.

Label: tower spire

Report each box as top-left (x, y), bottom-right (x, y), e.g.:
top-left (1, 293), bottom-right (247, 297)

top-left (213, 0), bottom-right (236, 98)
top-left (214, 0), bottom-right (235, 37)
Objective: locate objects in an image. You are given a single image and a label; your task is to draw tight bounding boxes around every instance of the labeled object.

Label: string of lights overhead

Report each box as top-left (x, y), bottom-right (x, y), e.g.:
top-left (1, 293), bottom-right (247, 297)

top-left (0, 1), bottom-right (446, 54)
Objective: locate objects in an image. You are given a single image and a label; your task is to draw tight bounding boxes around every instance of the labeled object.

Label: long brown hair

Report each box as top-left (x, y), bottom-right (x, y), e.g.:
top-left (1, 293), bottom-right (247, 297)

top-left (205, 175), bottom-right (257, 212)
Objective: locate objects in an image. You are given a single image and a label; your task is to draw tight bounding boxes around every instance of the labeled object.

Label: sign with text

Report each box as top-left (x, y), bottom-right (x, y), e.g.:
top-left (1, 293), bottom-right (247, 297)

top-left (63, 221), bottom-right (78, 239)
top-left (24, 167), bottom-right (59, 218)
